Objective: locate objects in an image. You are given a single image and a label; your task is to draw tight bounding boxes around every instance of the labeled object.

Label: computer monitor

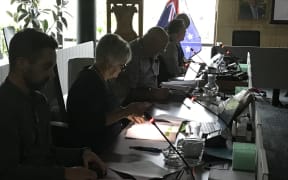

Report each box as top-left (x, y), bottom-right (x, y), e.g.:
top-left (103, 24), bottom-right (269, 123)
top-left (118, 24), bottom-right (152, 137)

top-left (248, 47), bottom-right (288, 106)
top-left (2, 26), bottom-right (15, 50)
top-left (211, 45), bottom-right (257, 64)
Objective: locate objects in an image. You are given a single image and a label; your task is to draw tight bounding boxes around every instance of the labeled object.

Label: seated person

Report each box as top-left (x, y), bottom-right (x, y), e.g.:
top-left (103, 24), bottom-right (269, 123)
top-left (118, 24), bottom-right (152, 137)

top-left (112, 26), bottom-right (170, 104)
top-left (0, 28), bottom-right (105, 180)
top-left (158, 19), bottom-right (187, 83)
top-left (175, 13), bottom-right (190, 67)
top-left (66, 34), bottom-right (151, 154)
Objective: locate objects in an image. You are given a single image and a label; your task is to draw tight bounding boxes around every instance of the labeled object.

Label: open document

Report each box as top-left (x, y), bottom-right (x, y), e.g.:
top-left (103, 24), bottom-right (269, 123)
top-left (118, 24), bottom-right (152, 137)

top-left (108, 160), bottom-right (169, 179)
top-left (98, 169), bottom-right (124, 180)
top-left (160, 80), bottom-right (196, 91)
top-left (125, 114), bottom-right (186, 142)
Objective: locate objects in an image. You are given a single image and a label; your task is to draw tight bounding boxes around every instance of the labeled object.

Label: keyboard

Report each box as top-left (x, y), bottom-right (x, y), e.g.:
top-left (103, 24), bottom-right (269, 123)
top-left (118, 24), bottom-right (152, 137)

top-left (201, 122), bottom-right (221, 134)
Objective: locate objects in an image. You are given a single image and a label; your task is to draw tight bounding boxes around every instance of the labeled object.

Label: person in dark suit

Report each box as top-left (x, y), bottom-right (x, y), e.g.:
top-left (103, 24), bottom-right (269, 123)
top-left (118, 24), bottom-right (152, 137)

top-left (0, 28), bottom-right (106, 180)
top-left (158, 19), bottom-right (187, 83)
top-left (239, 0), bottom-right (265, 20)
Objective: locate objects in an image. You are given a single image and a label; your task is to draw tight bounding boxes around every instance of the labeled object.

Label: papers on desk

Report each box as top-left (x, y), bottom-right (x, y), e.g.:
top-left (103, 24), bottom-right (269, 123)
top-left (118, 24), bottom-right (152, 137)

top-left (160, 80), bottom-right (196, 91)
top-left (209, 167), bottom-right (255, 180)
top-left (98, 169), bottom-right (124, 180)
top-left (125, 115), bottom-right (185, 142)
top-left (108, 160), bottom-right (169, 179)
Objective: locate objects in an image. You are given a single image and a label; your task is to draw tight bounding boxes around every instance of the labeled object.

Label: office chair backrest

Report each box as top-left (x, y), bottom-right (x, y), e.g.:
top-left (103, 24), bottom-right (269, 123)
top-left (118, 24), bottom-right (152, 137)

top-left (41, 65), bottom-right (67, 124)
top-left (232, 30), bottom-right (260, 47)
top-left (2, 26), bottom-right (16, 50)
top-left (68, 57), bottom-right (95, 90)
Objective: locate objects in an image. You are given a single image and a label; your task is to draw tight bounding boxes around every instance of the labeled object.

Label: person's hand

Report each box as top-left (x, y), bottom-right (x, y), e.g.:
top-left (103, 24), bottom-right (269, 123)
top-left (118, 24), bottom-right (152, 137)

top-left (82, 149), bottom-right (107, 177)
top-left (65, 167), bottom-right (98, 180)
top-left (126, 102), bottom-right (152, 123)
top-left (127, 114), bottom-right (146, 124)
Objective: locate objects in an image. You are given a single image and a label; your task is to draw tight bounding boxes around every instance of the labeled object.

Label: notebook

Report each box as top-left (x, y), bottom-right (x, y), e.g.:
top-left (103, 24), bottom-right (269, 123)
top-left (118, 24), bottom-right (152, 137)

top-left (200, 89), bottom-right (253, 135)
top-left (125, 114), bottom-right (184, 142)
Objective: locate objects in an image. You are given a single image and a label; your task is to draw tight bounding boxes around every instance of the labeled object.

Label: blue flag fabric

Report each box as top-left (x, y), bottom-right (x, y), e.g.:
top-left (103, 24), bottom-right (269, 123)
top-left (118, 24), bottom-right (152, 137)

top-left (157, 1), bottom-right (177, 28)
top-left (180, 16), bottom-right (202, 59)
top-left (157, 0), bottom-right (202, 59)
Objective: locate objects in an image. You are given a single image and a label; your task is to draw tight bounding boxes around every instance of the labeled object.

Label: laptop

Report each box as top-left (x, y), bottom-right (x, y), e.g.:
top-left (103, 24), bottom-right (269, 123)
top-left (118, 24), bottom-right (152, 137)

top-left (171, 62), bottom-right (201, 81)
top-left (199, 89), bottom-right (253, 135)
top-left (160, 62), bottom-right (201, 92)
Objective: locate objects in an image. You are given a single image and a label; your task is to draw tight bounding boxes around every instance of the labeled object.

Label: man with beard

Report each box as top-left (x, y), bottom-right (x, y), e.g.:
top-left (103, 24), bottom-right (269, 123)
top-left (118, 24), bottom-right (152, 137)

top-left (0, 28), bottom-right (106, 180)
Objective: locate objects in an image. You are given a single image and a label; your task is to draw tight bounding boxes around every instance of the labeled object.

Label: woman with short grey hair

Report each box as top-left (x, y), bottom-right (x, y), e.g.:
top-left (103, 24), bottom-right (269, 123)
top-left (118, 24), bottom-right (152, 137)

top-left (95, 33), bottom-right (132, 77)
top-left (66, 33), bottom-right (151, 154)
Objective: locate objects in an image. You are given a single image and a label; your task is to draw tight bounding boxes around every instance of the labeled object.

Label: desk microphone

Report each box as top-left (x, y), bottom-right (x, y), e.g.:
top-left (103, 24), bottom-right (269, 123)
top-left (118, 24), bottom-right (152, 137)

top-left (219, 45), bottom-right (241, 66)
top-left (190, 48), bottom-right (207, 66)
top-left (143, 112), bottom-right (195, 180)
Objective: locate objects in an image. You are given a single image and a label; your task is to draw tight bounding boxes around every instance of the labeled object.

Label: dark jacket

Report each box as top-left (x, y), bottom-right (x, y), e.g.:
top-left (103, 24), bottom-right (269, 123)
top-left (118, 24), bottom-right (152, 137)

top-left (66, 66), bottom-right (122, 154)
top-left (0, 79), bottom-right (84, 180)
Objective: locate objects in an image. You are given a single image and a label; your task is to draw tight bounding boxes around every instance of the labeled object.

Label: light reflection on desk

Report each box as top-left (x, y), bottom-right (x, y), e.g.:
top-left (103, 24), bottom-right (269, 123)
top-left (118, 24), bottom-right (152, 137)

top-left (149, 98), bottom-right (219, 123)
top-left (103, 98), bottom-right (217, 179)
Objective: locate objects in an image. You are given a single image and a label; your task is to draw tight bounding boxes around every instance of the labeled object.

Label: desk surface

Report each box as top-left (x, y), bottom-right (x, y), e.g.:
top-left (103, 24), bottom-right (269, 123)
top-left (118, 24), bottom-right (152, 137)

top-left (103, 127), bottom-right (210, 180)
top-left (101, 99), bottom-right (256, 179)
top-left (149, 99), bottom-right (219, 123)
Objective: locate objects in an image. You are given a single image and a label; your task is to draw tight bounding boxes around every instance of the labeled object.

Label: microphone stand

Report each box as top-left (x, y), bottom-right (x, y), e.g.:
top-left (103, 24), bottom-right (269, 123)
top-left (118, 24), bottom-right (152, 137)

top-left (189, 48), bottom-right (207, 67)
top-left (144, 112), bottom-right (195, 180)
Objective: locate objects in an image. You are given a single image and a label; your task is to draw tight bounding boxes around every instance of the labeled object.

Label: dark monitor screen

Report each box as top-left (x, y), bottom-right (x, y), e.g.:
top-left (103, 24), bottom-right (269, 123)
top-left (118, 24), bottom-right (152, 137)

top-left (2, 26), bottom-right (15, 50)
top-left (249, 47), bottom-right (288, 90)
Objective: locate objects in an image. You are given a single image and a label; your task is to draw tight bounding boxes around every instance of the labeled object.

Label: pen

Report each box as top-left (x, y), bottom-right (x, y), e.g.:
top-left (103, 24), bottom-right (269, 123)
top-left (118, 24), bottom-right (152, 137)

top-left (182, 102), bottom-right (191, 109)
top-left (129, 146), bottom-right (162, 153)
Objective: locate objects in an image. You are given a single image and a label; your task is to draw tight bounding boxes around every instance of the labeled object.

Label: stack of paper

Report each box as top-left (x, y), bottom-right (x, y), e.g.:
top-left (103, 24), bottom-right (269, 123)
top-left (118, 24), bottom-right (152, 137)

top-left (125, 115), bottom-right (184, 142)
top-left (108, 161), bottom-right (169, 179)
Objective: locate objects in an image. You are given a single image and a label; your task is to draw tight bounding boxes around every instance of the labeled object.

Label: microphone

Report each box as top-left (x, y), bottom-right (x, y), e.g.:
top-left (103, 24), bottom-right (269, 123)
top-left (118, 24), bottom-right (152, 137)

top-left (219, 45), bottom-right (241, 65)
top-left (189, 48), bottom-right (207, 66)
top-left (143, 112), bottom-right (195, 180)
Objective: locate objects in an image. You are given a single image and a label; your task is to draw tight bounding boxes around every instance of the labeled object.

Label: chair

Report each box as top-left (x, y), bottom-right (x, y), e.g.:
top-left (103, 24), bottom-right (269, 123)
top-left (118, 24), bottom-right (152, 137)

top-left (41, 65), bottom-right (72, 146)
top-left (107, 0), bottom-right (143, 41)
top-left (42, 66), bottom-right (67, 123)
top-left (2, 26), bottom-right (16, 50)
top-left (232, 30), bottom-right (260, 47)
top-left (68, 58), bottom-right (95, 90)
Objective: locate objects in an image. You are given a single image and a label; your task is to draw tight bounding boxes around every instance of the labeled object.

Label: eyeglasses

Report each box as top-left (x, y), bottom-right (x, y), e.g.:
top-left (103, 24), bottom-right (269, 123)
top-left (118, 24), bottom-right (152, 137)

top-left (120, 63), bottom-right (127, 72)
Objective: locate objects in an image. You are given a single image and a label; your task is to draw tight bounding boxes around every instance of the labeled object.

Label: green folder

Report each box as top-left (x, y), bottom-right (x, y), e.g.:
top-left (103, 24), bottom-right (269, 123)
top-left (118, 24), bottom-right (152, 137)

top-left (232, 142), bottom-right (256, 171)
top-left (239, 63), bottom-right (248, 72)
